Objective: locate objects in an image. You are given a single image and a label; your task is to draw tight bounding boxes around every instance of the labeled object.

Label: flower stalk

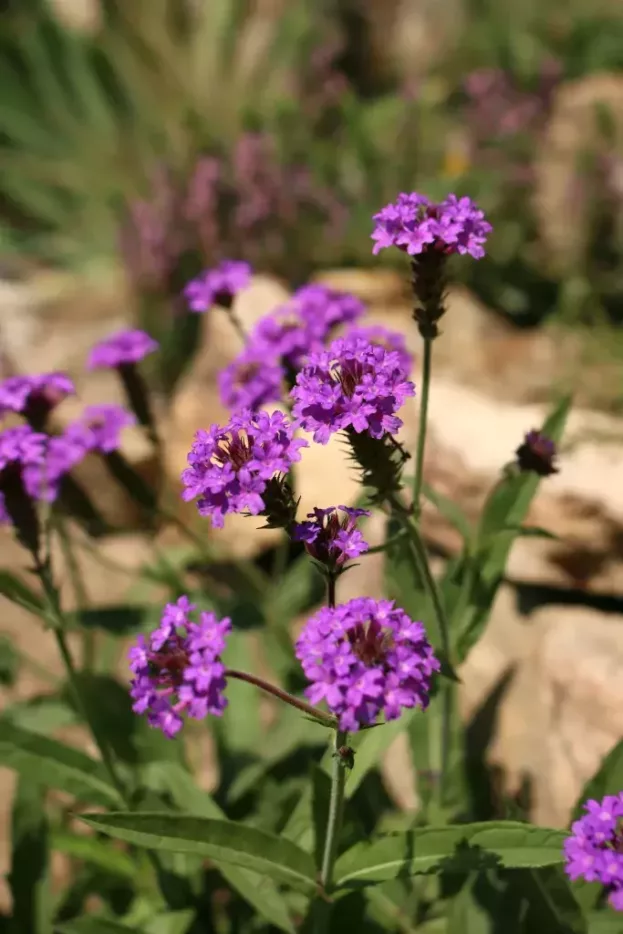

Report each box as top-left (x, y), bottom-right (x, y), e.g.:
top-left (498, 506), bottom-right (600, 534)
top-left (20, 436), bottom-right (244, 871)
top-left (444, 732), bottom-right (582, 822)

top-left (412, 335), bottom-right (432, 516)
top-left (320, 728), bottom-right (349, 892)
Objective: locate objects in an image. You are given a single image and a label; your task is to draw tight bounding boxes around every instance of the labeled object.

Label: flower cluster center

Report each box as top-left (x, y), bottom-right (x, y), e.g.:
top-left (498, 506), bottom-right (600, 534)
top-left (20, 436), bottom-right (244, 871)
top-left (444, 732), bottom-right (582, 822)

top-left (147, 639), bottom-right (189, 686)
top-left (336, 359), bottom-right (367, 398)
top-left (214, 430), bottom-right (253, 469)
top-left (348, 619), bottom-right (394, 667)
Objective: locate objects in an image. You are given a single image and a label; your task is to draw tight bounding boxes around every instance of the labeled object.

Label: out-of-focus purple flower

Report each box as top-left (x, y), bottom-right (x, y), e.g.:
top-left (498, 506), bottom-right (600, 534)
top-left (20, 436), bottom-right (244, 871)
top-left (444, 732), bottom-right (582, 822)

top-left (218, 347), bottom-right (285, 412)
top-left (515, 429), bottom-right (559, 477)
top-left (88, 329), bottom-right (159, 370)
top-left (291, 335), bottom-right (415, 444)
top-left (293, 284), bottom-right (365, 334)
top-left (296, 597), bottom-right (439, 731)
top-left (0, 425), bottom-right (48, 474)
top-left (372, 192), bottom-right (492, 260)
top-left (343, 325), bottom-right (412, 376)
top-left (0, 373), bottom-right (75, 428)
top-left (64, 405), bottom-right (135, 455)
top-left (183, 260), bottom-right (252, 312)
top-left (0, 425), bottom-right (48, 535)
top-left (181, 409), bottom-right (307, 528)
top-left (293, 505), bottom-right (370, 570)
top-left (128, 596), bottom-right (231, 737)
top-left (564, 793), bottom-right (623, 911)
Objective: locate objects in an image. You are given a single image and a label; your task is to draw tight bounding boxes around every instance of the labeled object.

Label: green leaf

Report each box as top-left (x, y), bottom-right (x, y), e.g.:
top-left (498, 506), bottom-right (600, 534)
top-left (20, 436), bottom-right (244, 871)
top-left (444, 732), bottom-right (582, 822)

top-left (144, 912), bottom-right (195, 934)
top-left (54, 920), bottom-right (139, 934)
top-left (0, 720), bottom-right (122, 806)
top-left (365, 882), bottom-right (420, 933)
top-left (0, 635), bottom-right (20, 686)
top-left (0, 570), bottom-right (47, 618)
top-left (586, 910), bottom-right (623, 932)
top-left (334, 823), bottom-right (568, 890)
top-left (493, 525), bottom-right (560, 542)
top-left (447, 872), bottom-right (502, 934)
top-left (71, 605), bottom-right (155, 636)
top-left (50, 831), bottom-right (137, 879)
top-left (80, 812), bottom-right (317, 894)
top-left (142, 762), bottom-right (296, 933)
top-left (220, 631), bottom-right (262, 754)
top-left (9, 778), bottom-right (52, 934)
top-left (270, 551), bottom-right (325, 620)
top-left (571, 739), bottom-right (623, 823)
top-left (422, 482), bottom-right (473, 543)
top-left (512, 867), bottom-right (587, 934)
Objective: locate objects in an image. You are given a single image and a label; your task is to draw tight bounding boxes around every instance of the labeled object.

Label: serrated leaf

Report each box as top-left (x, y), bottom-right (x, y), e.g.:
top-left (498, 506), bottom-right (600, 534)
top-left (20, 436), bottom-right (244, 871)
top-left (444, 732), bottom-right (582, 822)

top-left (335, 823), bottom-right (568, 890)
top-left (0, 721), bottom-right (122, 806)
top-left (80, 812), bottom-right (317, 894)
top-left (9, 778), bottom-right (51, 934)
top-left (572, 739), bottom-right (623, 823)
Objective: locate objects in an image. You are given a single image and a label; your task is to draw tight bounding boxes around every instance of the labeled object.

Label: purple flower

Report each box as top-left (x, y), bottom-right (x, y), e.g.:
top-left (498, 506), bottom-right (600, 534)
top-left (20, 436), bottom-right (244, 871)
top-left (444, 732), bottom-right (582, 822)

top-left (88, 329), bottom-right (159, 370)
top-left (343, 325), bottom-right (412, 376)
top-left (291, 334), bottom-right (415, 444)
top-left (181, 409), bottom-right (307, 528)
top-left (293, 284), bottom-right (365, 333)
top-left (515, 430), bottom-right (559, 477)
top-left (564, 793), bottom-right (623, 911)
top-left (372, 192), bottom-right (492, 260)
top-left (0, 425), bottom-right (49, 528)
top-left (293, 505), bottom-right (370, 570)
top-left (296, 597), bottom-right (439, 731)
top-left (0, 373), bottom-right (75, 427)
top-left (64, 404), bottom-right (135, 454)
top-left (184, 260), bottom-right (252, 312)
top-left (218, 347), bottom-right (285, 412)
top-left (128, 597), bottom-right (231, 737)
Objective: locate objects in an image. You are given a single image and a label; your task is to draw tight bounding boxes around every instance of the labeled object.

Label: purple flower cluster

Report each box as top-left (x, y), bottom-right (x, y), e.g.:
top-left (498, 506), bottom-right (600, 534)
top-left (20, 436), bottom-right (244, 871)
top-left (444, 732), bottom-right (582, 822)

top-left (64, 405), bottom-right (135, 455)
top-left (184, 260), bottom-right (252, 312)
top-left (343, 325), bottom-right (413, 377)
top-left (291, 335), bottom-right (415, 444)
top-left (515, 429), bottom-right (558, 477)
top-left (293, 505), bottom-right (370, 570)
top-left (218, 285), bottom-right (366, 412)
top-left (181, 409), bottom-right (307, 528)
top-left (564, 794), bottom-right (623, 911)
top-left (0, 373), bottom-right (75, 425)
top-left (371, 192), bottom-right (492, 260)
top-left (128, 597), bottom-right (231, 737)
top-left (0, 425), bottom-right (48, 522)
top-left (88, 329), bottom-right (159, 370)
top-left (296, 597), bottom-right (439, 731)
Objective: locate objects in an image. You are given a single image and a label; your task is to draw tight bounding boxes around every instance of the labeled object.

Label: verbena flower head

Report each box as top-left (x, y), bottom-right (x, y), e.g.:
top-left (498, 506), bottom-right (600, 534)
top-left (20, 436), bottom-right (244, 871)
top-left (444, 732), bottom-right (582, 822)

top-left (344, 325), bottom-right (412, 376)
top-left (296, 597), bottom-right (439, 731)
top-left (293, 505), bottom-right (370, 570)
top-left (128, 596), bottom-right (231, 737)
top-left (64, 405), bottom-right (135, 454)
top-left (291, 335), bottom-right (415, 444)
top-left (0, 373), bottom-right (75, 427)
top-left (218, 346), bottom-right (285, 412)
top-left (88, 329), bottom-right (159, 370)
top-left (372, 192), bottom-right (492, 259)
top-left (184, 260), bottom-right (252, 312)
top-left (0, 425), bottom-right (48, 539)
top-left (293, 284), bottom-right (365, 333)
top-left (564, 793), bottom-right (623, 911)
top-left (515, 430), bottom-right (559, 477)
top-left (181, 409), bottom-right (307, 528)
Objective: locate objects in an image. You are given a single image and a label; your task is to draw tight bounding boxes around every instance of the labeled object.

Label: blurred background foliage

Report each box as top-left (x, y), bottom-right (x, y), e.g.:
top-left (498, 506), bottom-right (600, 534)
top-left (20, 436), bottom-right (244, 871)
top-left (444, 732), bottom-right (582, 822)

top-left (1, 0), bottom-right (623, 351)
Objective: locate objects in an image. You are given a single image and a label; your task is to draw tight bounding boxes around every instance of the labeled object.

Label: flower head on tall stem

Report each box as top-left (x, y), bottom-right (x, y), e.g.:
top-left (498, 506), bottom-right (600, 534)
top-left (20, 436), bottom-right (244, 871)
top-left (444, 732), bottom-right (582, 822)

top-left (564, 793), bottom-right (623, 911)
top-left (63, 405), bottom-right (135, 455)
top-left (515, 429), bottom-right (559, 476)
top-left (184, 260), bottom-right (252, 312)
top-left (0, 425), bottom-right (48, 551)
top-left (293, 505), bottom-right (370, 573)
top-left (181, 409), bottom-right (307, 528)
top-left (128, 596), bottom-right (231, 737)
top-left (0, 373), bottom-right (75, 430)
top-left (87, 329), bottom-right (159, 370)
top-left (343, 324), bottom-right (413, 376)
top-left (296, 597), bottom-right (439, 731)
top-left (291, 335), bottom-right (415, 444)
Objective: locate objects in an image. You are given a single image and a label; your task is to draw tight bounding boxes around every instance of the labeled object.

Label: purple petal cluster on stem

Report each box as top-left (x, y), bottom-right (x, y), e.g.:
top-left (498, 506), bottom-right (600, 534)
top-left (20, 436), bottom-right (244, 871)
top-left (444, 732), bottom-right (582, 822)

top-left (293, 505), bottom-right (370, 571)
top-left (88, 329), bottom-right (159, 370)
top-left (129, 597), bottom-right (231, 737)
top-left (564, 794), bottom-right (623, 911)
top-left (184, 260), bottom-right (252, 312)
top-left (296, 597), bottom-right (439, 731)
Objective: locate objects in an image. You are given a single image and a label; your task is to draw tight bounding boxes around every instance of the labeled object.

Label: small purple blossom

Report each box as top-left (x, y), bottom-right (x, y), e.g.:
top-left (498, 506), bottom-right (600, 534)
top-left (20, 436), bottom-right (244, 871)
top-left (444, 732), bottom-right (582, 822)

top-left (564, 793), bottom-right (623, 911)
top-left (0, 425), bottom-right (49, 526)
top-left (64, 405), bottom-right (135, 454)
top-left (0, 373), bottom-right (75, 426)
top-left (293, 284), bottom-right (365, 333)
top-left (218, 347), bottom-right (285, 412)
top-left (343, 325), bottom-right (413, 376)
top-left (181, 409), bottom-right (307, 528)
top-left (88, 329), bottom-right (159, 370)
top-left (128, 597), bottom-right (231, 737)
top-left (296, 597), bottom-right (439, 731)
top-left (515, 430), bottom-right (559, 477)
top-left (293, 505), bottom-right (370, 570)
top-left (372, 192), bottom-right (492, 260)
top-left (291, 335), bottom-right (415, 444)
top-left (184, 260), bottom-right (252, 312)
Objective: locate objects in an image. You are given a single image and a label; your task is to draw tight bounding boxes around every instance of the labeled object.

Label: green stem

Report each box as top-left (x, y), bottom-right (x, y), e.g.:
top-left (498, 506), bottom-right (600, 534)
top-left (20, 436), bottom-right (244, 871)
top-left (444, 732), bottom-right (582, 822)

top-left (412, 336), bottom-right (432, 516)
top-left (56, 519), bottom-right (95, 671)
top-left (225, 669), bottom-right (336, 728)
top-left (227, 307), bottom-right (247, 345)
top-left (320, 729), bottom-right (348, 893)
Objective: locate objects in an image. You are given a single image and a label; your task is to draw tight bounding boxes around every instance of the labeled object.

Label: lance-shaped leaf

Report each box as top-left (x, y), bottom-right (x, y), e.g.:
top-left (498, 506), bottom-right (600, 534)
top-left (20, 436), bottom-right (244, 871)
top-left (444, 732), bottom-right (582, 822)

top-left (79, 812), bottom-right (317, 894)
top-left (334, 822), bottom-right (568, 890)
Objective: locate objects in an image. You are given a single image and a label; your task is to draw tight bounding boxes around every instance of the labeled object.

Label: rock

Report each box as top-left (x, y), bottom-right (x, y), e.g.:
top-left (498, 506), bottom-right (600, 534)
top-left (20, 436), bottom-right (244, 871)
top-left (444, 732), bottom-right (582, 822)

top-left (534, 73), bottom-right (623, 270)
top-left (312, 267), bottom-right (408, 306)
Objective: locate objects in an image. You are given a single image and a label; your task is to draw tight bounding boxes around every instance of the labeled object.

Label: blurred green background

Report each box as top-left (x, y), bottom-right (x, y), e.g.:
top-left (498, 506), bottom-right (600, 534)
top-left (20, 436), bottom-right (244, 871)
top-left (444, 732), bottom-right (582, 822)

top-left (1, 0), bottom-right (623, 388)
